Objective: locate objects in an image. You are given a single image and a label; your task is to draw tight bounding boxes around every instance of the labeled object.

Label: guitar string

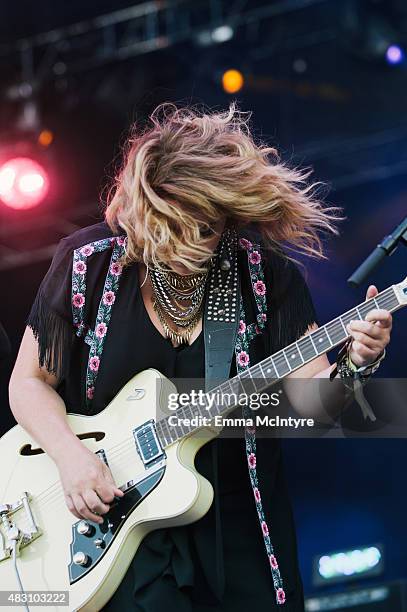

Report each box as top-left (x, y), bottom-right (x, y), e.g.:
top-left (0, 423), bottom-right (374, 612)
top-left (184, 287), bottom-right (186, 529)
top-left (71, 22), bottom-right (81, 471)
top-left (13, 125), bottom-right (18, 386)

top-left (19, 411), bottom-right (217, 516)
top-left (16, 445), bottom-right (139, 530)
top-left (25, 285), bottom-right (398, 507)
top-left (14, 287), bottom-right (401, 527)
top-left (17, 424), bottom-right (217, 530)
top-left (19, 437), bottom-right (137, 506)
top-left (16, 415), bottom-right (195, 514)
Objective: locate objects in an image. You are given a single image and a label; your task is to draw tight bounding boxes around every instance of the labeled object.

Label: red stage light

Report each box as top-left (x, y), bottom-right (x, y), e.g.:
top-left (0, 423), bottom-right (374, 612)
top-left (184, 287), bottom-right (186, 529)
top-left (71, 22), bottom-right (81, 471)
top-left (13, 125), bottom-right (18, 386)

top-left (0, 157), bottom-right (49, 210)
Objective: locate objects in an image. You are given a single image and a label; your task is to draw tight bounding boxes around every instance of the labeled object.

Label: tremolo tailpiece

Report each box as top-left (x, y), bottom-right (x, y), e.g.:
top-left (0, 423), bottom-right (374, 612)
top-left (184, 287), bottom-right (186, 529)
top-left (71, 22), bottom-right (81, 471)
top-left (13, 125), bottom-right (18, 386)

top-left (0, 492), bottom-right (42, 561)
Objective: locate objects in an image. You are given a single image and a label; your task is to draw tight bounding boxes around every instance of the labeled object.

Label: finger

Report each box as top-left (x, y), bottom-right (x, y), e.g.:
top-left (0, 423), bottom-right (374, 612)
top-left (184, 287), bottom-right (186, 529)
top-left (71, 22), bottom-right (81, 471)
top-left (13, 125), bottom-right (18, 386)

top-left (95, 482), bottom-right (119, 504)
top-left (71, 492), bottom-right (104, 524)
top-left (102, 466), bottom-right (125, 499)
top-left (352, 308), bottom-right (391, 324)
top-left (346, 320), bottom-right (386, 339)
top-left (83, 489), bottom-right (111, 515)
top-left (350, 340), bottom-right (379, 362)
top-left (348, 331), bottom-right (384, 351)
top-left (365, 285), bottom-right (378, 300)
top-left (65, 494), bottom-right (82, 521)
top-left (365, 309), bottom-right (392, 328)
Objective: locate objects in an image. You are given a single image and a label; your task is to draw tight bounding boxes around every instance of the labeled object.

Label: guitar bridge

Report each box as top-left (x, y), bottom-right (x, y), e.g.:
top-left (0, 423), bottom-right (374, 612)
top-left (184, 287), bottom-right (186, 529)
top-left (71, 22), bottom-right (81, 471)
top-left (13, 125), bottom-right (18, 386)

top-left (133, 420), bottom-right (165, 467)
top-left (0, 492), bottom-right (42, 562)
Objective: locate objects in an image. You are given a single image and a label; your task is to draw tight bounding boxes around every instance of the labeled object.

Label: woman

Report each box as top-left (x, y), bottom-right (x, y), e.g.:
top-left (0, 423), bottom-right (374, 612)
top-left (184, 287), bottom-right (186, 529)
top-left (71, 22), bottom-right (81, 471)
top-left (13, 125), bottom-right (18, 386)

top-left (9, 103), bottom-right (392, 611)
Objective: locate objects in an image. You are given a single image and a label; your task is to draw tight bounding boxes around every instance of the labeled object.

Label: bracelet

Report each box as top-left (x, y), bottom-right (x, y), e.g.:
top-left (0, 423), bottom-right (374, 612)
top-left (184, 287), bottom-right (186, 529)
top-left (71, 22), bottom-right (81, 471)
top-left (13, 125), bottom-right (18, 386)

top-left (330, 339), bottom-right (385, 421)
top-left (337, 343), bottom-right (385, 386)
top-left (347, 348), bottom-right (386, 375)
top-left (329, 339), bottom-right (385, 383)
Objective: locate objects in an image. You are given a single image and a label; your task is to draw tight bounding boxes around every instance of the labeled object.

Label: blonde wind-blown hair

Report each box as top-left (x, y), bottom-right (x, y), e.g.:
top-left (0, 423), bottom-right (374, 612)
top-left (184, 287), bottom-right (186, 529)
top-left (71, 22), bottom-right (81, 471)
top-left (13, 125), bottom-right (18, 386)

top-left (105, 102), bottom-right (341, 272)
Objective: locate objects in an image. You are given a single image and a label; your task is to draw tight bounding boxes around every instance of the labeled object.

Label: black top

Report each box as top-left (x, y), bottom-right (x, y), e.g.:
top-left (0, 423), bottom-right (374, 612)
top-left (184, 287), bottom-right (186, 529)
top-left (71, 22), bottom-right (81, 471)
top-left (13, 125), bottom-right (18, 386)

top-left (27, 221), bottom-right (318, 611)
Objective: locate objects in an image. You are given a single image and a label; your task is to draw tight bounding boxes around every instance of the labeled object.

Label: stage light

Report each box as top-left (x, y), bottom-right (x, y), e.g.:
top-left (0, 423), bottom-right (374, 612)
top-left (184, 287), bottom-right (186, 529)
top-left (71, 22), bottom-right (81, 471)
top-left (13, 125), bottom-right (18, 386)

top-left (293, 58), bottom-right (307, 74)
top-left (313, 545), bottom-right (383, 586)
top-left (38, 130), bottom-right (54, 147)
top-left (222, 69), bottom-right (244, 94)
top-left (0, 157), bottom-right (49, 210)
top-left (196, 25), bottom-right (234, 46)
top-left (212, 25), bottom-right (234, 43)
top-left (386, 44), bottom-right (404, 64)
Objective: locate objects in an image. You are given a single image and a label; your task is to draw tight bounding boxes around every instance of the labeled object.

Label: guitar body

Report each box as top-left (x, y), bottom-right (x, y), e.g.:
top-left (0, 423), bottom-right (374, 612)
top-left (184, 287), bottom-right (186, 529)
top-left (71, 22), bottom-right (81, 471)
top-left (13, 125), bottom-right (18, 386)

top-left (0, 369), bottom-right (216, 612)
top-left (1, 277), bottom-right (405, 611)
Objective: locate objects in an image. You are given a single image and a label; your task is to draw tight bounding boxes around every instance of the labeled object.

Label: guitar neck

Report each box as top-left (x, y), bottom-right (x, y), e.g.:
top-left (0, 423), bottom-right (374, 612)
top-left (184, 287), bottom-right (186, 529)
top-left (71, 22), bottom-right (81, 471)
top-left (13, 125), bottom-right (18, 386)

top-left (156, 281), bottom-right (406, 447)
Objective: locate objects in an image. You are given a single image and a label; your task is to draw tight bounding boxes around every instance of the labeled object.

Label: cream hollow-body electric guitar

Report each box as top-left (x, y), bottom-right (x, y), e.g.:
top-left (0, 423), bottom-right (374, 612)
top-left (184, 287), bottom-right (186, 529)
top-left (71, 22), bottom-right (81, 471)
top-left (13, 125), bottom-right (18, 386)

top-left (1, 279), bottom-right (406, 612)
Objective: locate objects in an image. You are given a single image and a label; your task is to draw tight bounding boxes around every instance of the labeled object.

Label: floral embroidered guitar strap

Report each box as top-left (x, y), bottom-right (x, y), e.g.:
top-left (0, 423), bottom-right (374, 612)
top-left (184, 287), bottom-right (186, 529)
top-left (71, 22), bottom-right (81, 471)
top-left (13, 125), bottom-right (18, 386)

top-left (71, 235), bottom-right (127, 409)
top-left (235, 237), bottom-right (286, 607)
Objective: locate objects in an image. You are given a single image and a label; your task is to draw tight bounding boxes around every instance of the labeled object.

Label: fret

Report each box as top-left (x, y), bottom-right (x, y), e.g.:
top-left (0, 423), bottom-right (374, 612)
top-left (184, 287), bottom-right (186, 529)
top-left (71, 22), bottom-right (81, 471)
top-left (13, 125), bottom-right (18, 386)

top-left (228, 378), bottom-right (240, 397)
top-left (341, 308), bottom-right (358, 327)
top-left (260, 358), bottom-right (279, 380)
top-left (211, 395), bottom-right (224, 416)
top-left (220, 380), bottom-right (233, 395)
top-left (358, 300), bottom-right (376, 320)
top-left (354, 306), bottom-right (364, 320)
top-left (229, 376), bottom-right (249, 404)
top-left (272, 351), bottom-right (291, 376)
top-left (182, 405), bottom-right (194, 421)
top-left (228, 377), bottom-right (243, 398)
top-left (199, 397), bottom-right (210, 416)
top-left (239, 369), bottom-right (258, 395)
top-left (161, 417), bottom-right (176, 444)
top-left (205, 398), bottom-right (221, 418)
top-left (249, 364), bottom-right (265, 391)
top-left (211, 382), bottom-right (227, 413)
top-left (163, 421), bottom-right (174, 446)
top-left (156, 419), bottom-right (171, 444)
top-left (325, 318), bottom-right (346, 344)
top-left (191, 404), bottom-right (201, 423)
top-left (376, 287), bottom-right (399, 310)
top-left (283, 343), bottom-right (304, 370)
top-left (204, 388), bottom-right (226, 418)
top-left (255, 362), bottom-right (267, 386)
top-left (174, 418), bottom-right (186, 438)
top-left (308, 332), bottom-right (318, 354)
top-left (181, 421), bottom-right (192, 436)
top-left (213, 381), bottom-right (234, 413)
top-left (156, 421), bottom-right (169, 447)
top-left (214, 402), bottom-right (224, 417)
top-left (218, 389), bottom-right (236, 412)
top-left (338, 317), bottom-right (348, 335)
top-left (297, 335), bottom-right (317, 361)
top-left (311, 326), bottom-right (332, 353)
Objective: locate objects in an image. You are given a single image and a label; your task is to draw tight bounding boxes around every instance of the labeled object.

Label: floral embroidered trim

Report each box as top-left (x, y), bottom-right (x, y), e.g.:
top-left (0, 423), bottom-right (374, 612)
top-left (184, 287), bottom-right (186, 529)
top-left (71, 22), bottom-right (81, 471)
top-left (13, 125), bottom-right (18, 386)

top-left (70, 231), bottom-right (285, 603)
top-left (236, 237), bottom-right (286, 606)
top-left (71, 235), bottom-right (127, 407)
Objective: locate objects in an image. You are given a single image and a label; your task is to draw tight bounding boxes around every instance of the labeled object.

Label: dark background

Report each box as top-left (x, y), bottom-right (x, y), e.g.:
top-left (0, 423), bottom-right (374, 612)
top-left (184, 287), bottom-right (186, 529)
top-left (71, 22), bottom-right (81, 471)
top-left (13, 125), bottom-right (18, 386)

top-left (0, 0), bottom-right (406, 603)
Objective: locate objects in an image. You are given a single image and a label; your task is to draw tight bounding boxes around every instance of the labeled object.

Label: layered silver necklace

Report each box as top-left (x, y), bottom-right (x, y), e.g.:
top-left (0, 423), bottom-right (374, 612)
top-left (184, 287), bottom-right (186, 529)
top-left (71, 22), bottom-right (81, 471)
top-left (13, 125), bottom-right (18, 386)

top-left (148, 227), bottom-right (238, 345)
top-left (149, 264), bottom-right (209, 345)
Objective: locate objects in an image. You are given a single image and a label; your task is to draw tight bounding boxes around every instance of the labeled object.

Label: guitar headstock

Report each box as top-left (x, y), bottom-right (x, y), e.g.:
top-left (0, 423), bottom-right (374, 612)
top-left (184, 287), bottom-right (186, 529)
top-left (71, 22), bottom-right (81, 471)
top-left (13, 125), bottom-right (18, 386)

top-left (394, 276), bottom-right (407, 304)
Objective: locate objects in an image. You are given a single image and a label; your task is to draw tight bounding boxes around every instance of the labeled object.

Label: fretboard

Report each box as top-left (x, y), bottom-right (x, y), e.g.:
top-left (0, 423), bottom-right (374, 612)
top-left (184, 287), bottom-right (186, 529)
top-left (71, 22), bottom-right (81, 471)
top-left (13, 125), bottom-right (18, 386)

top-left (155, 284), bottom-right (403, 447)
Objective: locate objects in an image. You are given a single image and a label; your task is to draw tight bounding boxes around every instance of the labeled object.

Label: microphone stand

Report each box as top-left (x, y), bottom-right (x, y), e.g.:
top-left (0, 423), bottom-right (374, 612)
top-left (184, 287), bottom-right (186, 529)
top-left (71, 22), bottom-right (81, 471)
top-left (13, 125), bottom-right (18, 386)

top-left (347, 217), bottom-right (407, 287)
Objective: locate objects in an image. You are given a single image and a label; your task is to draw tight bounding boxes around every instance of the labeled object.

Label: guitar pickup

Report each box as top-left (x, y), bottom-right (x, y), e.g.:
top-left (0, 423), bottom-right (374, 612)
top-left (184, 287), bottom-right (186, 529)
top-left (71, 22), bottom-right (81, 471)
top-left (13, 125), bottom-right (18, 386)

top-left (133, 420), bottom-right (165, 467)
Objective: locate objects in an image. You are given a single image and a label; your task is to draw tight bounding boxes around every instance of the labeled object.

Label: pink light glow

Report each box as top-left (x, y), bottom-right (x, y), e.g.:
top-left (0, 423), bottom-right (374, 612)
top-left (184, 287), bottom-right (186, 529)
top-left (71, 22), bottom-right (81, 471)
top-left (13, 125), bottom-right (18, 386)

top-left (0, 157), bottom-right (49, 209)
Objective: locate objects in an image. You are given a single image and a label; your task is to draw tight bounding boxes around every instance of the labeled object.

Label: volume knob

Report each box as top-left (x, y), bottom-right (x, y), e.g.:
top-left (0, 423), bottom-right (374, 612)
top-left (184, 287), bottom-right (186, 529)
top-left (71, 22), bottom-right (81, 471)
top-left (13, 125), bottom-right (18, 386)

top-left (77, 520), bottom-right (91, 535)
top-left (73, 551), bottom-right (89, 566)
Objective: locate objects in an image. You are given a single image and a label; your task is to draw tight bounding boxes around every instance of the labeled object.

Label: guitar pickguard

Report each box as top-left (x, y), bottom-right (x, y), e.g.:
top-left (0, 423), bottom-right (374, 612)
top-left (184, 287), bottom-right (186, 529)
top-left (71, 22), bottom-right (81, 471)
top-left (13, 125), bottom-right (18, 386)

top-left (68, 462), bottom-right (165, 583)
